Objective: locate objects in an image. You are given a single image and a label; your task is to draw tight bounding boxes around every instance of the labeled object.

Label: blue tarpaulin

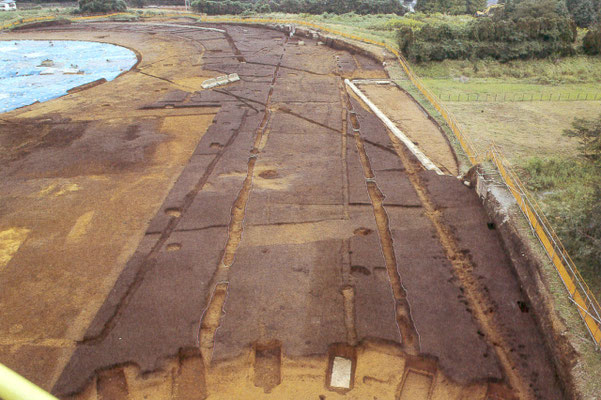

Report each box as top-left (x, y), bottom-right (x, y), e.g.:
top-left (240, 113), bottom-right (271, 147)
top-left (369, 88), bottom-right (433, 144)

top-left (0, 40), bottom-right (137, 113)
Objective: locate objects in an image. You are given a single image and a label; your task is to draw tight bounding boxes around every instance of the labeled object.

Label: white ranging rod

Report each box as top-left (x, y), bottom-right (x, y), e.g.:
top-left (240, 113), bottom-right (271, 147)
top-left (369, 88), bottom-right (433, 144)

top-left (344, 79), bottom-right (444, 176)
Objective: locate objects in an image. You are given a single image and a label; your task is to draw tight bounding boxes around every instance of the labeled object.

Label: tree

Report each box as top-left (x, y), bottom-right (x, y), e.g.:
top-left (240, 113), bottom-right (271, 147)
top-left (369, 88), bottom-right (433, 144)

top-left (583, 26), bottom-right (601, 54)
top-left (567, 0), bottom-right (598, 27)
top-left (415, 0), bottom-right (485, 14)
top-left (565, 114), bottom-right (601, 162)
top-left (504, 0), bottom-right (567, 19)
top-left (79, 0), bottom-right (127, 13)
top-left (466, 0), bottom-right (486, 13)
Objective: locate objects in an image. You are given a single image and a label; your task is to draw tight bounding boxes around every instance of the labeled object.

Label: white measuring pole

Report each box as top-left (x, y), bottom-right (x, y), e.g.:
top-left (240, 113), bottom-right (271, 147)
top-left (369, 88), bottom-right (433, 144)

top-left (0, 363), bottom-right (59, 400)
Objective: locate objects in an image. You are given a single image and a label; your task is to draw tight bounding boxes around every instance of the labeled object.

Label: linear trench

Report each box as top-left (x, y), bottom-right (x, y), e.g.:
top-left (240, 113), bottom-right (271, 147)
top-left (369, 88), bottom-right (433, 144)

top-left (383, 120), bottom-right (535, 399)
top-left (339, 79), bottom-right (421, 355)
top-left (197, 36), bottom-right (288, 364)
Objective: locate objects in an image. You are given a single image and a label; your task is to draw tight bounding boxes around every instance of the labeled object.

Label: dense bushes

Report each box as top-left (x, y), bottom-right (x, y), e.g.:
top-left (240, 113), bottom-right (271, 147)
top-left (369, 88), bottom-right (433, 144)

top-left (566, 0), bottom-right (600, 27)
top-left (78, 0), bottom-right (127, 12)
top-left (191, 0), bottom-right (405, 15)
top-left (399, 0), bottom-right (578, 62)
top-left (416, 0), bottom-right (486, 15)
top-left (583, 26), bottom-right (601, 54)
top-left (191, 0), bottom-right (250, 14)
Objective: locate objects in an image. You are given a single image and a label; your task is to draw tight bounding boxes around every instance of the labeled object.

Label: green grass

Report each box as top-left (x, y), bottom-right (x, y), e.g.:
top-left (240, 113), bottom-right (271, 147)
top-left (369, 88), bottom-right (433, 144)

top-left (413, 56), bottom-right (601, 84)
top-left (518, 155), bottom-right (601, 317)
top-left (422, 79), bottom-right (601, 102)
top-left (0, 7), bottom-right (76, 26)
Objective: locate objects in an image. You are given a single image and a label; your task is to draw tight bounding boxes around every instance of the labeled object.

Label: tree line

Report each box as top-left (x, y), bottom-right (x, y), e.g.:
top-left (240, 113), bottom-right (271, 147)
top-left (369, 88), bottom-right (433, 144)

top-left (191, 0), bottom-right (406, 15)
top-left (415, 0), bottom-right (487, 15)
top-left (396, 0), bottom-right (601, 62)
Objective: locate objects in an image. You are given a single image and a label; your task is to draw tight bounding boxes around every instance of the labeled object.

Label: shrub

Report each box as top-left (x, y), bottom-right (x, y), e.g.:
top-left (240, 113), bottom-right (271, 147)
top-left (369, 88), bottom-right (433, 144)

top-left (79, 0), bottom-right (126, 13)
top-left (192, 0), bottom-right (405, 16)
top-left (565, 113), bottom-right (601, 161)
top-left (128, 0), bottom-right (145, 7)
top-left (583, 26), bottom-right (601, 54)
top-left (399, 6), bottom-right (577, 62)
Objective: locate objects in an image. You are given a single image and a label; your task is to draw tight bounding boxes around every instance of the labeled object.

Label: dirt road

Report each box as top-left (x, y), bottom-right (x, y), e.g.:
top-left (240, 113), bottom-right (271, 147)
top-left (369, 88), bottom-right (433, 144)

top-left (0, 21), bottom-right (564, 399)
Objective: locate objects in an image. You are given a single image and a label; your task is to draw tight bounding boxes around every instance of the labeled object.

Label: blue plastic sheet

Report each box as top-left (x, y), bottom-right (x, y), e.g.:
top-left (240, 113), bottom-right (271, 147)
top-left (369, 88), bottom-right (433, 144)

top-left (0, 40), bottom-right (137, 113)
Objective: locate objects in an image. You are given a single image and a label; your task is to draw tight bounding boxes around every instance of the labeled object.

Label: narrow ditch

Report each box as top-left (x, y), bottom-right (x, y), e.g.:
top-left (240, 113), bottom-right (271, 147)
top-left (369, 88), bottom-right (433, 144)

top-left (385, 128), bottom-right (534, 399)
top-left (222, 28), bottom-right (246, 62)
top-left (197, 36), bottom-right (289, 364)
top-left (82, 108), bottom-right (249, 344)
top-left (339, 80), bottom-right (421, 355)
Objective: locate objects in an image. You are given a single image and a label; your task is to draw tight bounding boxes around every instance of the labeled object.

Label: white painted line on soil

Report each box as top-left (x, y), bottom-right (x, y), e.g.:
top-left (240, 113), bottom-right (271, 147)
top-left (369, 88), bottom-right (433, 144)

top-left (345, 79), bottom-right (444, 176)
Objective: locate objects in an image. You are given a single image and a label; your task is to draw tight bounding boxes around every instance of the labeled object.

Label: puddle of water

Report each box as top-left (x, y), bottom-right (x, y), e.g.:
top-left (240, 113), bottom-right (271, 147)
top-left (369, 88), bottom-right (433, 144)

top-left (0, 40), bottom-right (137, 113)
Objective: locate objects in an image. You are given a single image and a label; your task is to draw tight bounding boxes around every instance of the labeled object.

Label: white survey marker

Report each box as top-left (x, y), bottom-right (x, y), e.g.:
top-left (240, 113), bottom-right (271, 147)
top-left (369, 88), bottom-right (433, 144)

top-left (330, 356), bottom-right (352, 388)
top-left (201, 73), bottom-right (240, 89)
top-left (345, 79), bottom-right (444, 175)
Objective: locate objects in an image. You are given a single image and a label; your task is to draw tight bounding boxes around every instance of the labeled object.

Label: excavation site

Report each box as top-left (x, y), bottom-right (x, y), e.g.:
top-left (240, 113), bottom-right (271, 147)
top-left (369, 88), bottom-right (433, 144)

top-left (0, 20), bottom-right (574, 400)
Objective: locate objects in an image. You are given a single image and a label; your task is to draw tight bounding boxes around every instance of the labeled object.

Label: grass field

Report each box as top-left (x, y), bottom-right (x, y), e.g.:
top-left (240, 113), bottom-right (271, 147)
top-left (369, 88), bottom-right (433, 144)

top-left (423, 80), bottom-right (601, 102)
top-left (413, 57), bottom-right (601, 102)
top-left (0, 7), bottom-right (75, 26)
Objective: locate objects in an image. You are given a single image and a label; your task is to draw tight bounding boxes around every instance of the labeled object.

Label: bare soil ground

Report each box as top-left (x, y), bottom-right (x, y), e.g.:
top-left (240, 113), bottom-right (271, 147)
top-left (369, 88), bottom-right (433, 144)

top-left (359, 84), bottom-right (459, 176)
top-left (0, 21), bottom-right (567, 400)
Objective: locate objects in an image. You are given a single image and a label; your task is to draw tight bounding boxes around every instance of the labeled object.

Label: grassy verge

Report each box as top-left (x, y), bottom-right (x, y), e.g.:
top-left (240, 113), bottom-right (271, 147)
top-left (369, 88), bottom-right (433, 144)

top-left (413, 56), bottom-right (601, 83)
top-left (422, 79), bottom-right (601, 102)
top-left (0, 7), bottom-right (76, 26)
top-left (518, 157), bottom-right (601, 297)
top-left (413, 57), bottom-right (601, 102)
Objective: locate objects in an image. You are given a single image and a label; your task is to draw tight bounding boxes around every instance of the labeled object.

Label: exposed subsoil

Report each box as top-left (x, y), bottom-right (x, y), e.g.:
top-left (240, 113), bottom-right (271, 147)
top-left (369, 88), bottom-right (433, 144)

top-left (0, 21), bottom-right (565, 400)
top-left (358, 84), bottom-right (459, 176)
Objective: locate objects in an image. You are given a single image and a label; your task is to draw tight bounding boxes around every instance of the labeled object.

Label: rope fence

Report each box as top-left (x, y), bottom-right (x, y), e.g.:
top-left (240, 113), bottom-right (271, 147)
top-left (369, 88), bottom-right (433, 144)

top-left (1, 11), bottom-right (599, 349)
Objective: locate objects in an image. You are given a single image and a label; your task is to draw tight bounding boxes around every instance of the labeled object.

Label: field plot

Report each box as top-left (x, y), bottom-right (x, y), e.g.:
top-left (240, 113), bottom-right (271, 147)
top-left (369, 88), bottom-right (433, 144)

top-left (446, 100), bottom-right (601, 162)
top-left (0, 21), bottom-right (568, 399)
